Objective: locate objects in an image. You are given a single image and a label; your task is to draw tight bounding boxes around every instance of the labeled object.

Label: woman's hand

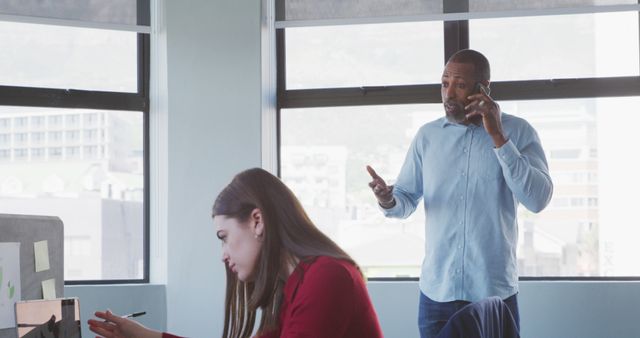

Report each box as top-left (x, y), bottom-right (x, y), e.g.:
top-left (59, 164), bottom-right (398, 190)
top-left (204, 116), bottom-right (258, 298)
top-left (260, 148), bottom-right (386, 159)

top-left (87, 310), bottom-right (162, 338)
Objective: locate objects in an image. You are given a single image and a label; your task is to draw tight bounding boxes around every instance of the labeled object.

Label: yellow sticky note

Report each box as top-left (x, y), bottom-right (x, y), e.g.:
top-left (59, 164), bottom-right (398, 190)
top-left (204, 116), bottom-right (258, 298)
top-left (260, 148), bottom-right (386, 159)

top-left (34, 240), bottom-right (50, 272)
top-left (42, 278), bottom-right (56, 300)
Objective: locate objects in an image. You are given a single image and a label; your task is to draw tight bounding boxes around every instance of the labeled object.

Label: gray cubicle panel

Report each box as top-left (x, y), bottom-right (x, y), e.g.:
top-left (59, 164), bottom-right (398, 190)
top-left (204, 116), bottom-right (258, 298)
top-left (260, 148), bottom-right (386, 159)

top-left (0, 214), bottom-right (64, 338)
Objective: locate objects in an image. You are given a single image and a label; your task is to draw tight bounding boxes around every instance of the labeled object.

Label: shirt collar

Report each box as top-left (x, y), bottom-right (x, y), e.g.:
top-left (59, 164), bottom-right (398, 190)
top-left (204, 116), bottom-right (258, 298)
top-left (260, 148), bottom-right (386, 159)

top-left (440, 116), bottom-right (483, 129)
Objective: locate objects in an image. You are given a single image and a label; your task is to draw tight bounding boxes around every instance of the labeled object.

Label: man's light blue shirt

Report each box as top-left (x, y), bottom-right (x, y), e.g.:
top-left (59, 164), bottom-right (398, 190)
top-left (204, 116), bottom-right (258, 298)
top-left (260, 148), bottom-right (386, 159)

top-left (382, 113), bottom-right (553, 302)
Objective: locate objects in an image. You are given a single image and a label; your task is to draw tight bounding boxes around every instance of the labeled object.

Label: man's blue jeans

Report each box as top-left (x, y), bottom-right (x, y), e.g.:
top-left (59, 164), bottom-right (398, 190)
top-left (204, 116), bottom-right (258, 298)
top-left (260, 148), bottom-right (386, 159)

top-left (417, 292), bottom-right (520, 338)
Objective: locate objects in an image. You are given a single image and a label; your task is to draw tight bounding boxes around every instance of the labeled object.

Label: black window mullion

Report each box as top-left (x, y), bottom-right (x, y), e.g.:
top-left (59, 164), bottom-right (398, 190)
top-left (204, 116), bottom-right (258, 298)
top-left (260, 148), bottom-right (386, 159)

top-left (276, 29), bottom-right (287, 105)
top-left (281, 85), bottom-right (441, 108)
top-left (0, 86), bottom-right (146, 111)
top-left (443, 21), bottom-right (469, 62)
top-left (139, 33), bottom-right (151, 284)
top-left (276, 28), bottom-right (286, 178)
top-left (279, 76), bottom-right (640, 109)
top-left (490, 77), bottom-right (640, 101)
top-left (443, 0), bottom-right (469, 62)
top-left (138, 34), bottom-right (151, 105)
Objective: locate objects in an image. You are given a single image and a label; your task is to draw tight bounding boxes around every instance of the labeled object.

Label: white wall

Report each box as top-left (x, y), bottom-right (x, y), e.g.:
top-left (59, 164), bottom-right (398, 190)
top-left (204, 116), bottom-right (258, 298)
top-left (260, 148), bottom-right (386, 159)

top-left (368, 281), bottom-right (640, 338)
top-left (64, 284), bottom-right (166, 338)
top-left (66, 280), bottom-right (640, 338)
top-left (70, 2), bottom-right (640, 338)
top-left (163, 0), bottom-right (262, 336)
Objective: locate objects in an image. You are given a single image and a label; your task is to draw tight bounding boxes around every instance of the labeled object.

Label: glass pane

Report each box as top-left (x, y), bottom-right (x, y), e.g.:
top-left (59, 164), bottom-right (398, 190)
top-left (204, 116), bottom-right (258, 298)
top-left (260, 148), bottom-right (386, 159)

top-left (281, 97), bottom-right (640, 278)
top-left (286, 22), bottom-right (444, 89)
top-left (0, 21), bottom-right (137, 92)
top-left (0, 106), bottom-right (144, 280)
top-left (470, 12), bottom-right (640, 80)
top-left (281, 104), bottom-right (441, 278)
top-left (502, 97), bottom-right (640, 277)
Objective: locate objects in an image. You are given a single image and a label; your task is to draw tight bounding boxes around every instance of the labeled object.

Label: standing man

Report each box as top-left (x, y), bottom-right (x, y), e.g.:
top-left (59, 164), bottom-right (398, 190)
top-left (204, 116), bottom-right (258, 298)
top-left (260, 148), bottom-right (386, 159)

top-left (367, 49), bottom-right (553, 338)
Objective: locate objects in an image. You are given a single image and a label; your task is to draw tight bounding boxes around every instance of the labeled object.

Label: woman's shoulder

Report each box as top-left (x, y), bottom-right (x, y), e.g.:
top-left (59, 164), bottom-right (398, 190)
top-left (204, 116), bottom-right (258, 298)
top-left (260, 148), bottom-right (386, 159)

top-left (285, 256), bottom-right (364, 304)
top-left (302, 256), bottom-right (361, 283)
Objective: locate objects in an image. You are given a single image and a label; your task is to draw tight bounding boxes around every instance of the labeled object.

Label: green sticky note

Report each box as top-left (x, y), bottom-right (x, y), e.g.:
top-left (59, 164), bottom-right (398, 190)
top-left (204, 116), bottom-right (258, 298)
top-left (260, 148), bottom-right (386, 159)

top-left (34, 240), bottom-right (51, 272)
top-left (42, 278), bottom-right (56, 300)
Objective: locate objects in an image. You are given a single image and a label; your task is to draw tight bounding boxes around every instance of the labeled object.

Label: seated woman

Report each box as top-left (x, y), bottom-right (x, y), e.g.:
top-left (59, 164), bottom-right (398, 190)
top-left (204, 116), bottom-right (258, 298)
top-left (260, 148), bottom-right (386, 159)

top-left (88, 168), bottom-right (384, 338)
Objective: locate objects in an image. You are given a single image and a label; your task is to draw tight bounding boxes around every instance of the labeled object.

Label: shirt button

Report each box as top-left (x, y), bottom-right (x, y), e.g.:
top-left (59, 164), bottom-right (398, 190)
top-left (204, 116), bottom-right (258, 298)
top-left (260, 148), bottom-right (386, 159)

top-left (459, 221), bottom-right (463, 225)
top-left (461, 172), bottom-right (466, 177)
top-left (456, 269), bottom-right (461, 273)
top-left (458, 245), bottom-right (462, 249)
top-left (459, 195), bottom-right (463, 200)
top-left (463, 148), bottom-right (468, 153)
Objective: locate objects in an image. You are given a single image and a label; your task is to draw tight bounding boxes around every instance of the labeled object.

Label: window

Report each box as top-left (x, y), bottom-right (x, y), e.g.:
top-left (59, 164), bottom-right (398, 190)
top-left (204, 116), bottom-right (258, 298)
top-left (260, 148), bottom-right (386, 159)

top-left (14, 133), bottom-right (28, 145)
top-left (84, 113), bottom-right (99, 126)
top-left (14, 117), bottom-right (28, 129)
top-left (31, 147), bottom-right (45, 159)
top-left (66, 146), bottom-right (80, 159)
top-left (0, 149), bottom-right (10, 161)
top-left (84, 129), bottom-right (99, 142)
top-left (13, 148), bottom-right (28, 160)
top-left (67, 114), bottom-right (81, 127)
top-left (0, 133), bottom-right (9, 145)
top-left (286, 22), bottom-right (444, 89)
top-left (48, 147), bottom-right (63, 159)
top-left (48, 115), bottom-right (64, 127)
top-left (1, 109), bottom-right (145, 281)
top-left (550, 149), bottom-right (582, 160)
top-left (277, 2), bottom-right (640, 279)
top-left (0, 21), bottom-right (137, 92)
top-left (470, 12), bottom-right (639, 80)
top-left (84, 145), bottom-right (99, 159)
top-left (48, 131), bottom-right (63, 143)
top-left (281, 105), bottom-right (435, 278)
top-left (31, 132), bottom-right (45, 144)
top-left (66, 130), bottom-right (81, 143)
top-left (31, 116), bottom-right (45, 128)
top-left (0, 2), bottom-right (149, 283)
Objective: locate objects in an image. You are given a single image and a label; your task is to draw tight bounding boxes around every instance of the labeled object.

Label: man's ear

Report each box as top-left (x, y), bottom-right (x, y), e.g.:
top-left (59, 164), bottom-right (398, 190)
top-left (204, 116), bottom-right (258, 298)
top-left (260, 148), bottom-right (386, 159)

top-left (250, 208), bottom-right (264, 237)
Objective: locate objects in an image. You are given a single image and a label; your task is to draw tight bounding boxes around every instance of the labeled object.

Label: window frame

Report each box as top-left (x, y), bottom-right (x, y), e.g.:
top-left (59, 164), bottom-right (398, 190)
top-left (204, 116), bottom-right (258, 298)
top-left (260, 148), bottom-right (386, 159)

top-left (275, 0), bottom-right (640, 281)
top-left (0, 29), bottom-right (151, 285)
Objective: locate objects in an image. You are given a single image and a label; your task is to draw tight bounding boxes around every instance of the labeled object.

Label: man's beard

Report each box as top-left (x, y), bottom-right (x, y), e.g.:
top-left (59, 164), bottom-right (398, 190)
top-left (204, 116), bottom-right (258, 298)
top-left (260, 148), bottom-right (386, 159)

top-left (444, 102), bottom-right (467, 124)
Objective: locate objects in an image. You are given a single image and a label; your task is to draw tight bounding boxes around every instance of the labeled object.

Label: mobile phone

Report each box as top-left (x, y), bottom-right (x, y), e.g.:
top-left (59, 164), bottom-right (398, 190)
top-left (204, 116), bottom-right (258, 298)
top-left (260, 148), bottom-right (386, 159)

top-left (475, 83), bottom-right (490, 96)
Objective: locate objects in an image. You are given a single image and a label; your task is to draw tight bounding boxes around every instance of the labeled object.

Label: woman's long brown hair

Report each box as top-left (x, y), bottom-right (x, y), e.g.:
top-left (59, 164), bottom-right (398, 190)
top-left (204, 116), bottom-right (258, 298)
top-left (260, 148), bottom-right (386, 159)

top-left (213, 168), bottom-right (356, 338)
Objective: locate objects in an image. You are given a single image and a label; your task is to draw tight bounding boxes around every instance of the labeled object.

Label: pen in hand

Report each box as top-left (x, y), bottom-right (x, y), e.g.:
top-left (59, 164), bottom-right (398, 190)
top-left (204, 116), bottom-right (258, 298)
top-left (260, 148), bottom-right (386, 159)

top-left (99, 311), bottom-right (146, 323)
top-left (123, 311), bottom-right (146, 318)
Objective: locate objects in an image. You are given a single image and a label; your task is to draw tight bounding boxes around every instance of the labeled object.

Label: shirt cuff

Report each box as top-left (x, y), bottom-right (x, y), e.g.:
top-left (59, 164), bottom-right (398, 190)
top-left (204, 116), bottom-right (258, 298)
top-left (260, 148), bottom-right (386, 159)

top-left (494, 139), bottom-right (520, 167)
top-left (379, 198), bottom-right (402, 217)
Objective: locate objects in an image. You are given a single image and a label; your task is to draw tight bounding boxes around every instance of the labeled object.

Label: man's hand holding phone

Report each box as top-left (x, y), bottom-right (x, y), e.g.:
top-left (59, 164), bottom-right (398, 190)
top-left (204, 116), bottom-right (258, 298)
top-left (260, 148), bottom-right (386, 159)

top-left (367, 165), bottom-right (395, 209)
top-left (465, 83), bottom-right (507, 148)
